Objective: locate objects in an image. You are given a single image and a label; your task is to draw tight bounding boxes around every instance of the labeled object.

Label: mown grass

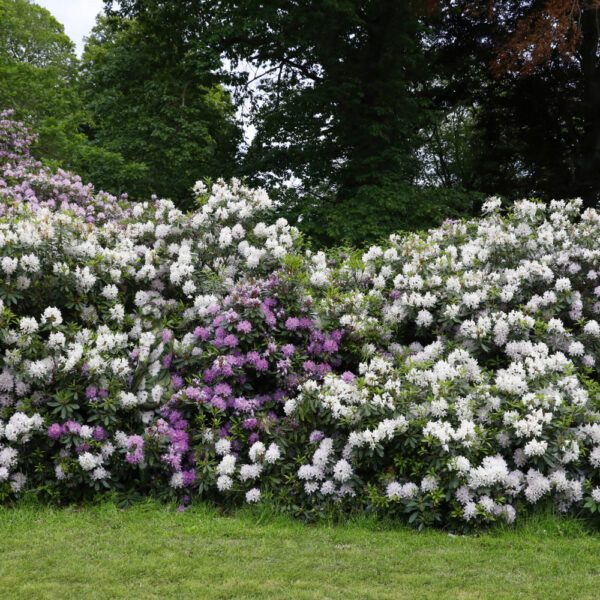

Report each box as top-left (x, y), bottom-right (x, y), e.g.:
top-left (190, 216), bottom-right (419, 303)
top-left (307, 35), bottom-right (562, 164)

top-left (1, 501), bottom-right (599, 600)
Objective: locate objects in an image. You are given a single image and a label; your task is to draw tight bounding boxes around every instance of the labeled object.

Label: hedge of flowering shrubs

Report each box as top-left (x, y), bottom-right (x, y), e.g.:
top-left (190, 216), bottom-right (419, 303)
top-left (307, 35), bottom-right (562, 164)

top-left (3, 110), bottom-right (600, 529)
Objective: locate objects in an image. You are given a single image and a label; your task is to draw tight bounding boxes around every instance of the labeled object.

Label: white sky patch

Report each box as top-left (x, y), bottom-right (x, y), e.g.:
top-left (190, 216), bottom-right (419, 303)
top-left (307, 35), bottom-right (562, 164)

top-left (35, 0), bottom-right (105, 57)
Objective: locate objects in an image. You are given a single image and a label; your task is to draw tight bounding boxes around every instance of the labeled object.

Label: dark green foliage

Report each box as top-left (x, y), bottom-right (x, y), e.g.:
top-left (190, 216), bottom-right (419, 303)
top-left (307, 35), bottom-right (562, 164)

top-left (226, 2), bottom-right (429, 195)
top-left (429, 1), bottom-right (600, 207)
top-left (0, 0), bottom-right (159, 194)
top-left (279, 183), bottom-right (479, 247)
top-left (73, 143), bottom-right (149, 198)
top-left (0, 1), bottom-right (241, 205)
top-left (0, 0), bottom-right (82, 164)
top-left (79, 14), bottom-right (242, 206)
top-left (13, 0), bottom-right (600, 240)
top-left (108, 0), bottom-right (474, 243)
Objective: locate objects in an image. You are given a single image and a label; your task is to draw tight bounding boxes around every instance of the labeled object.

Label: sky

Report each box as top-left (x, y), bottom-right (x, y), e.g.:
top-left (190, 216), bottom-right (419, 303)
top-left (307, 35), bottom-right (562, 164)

top-left (35, 0), bottom-right (106, 56)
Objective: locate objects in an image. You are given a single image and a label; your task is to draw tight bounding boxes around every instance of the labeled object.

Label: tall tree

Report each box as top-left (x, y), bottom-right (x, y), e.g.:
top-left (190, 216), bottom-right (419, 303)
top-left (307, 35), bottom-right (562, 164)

top-left (491, 0), bottom-right (600, 205)
top-left (107, 0), bottom-right (473, 245)
top-left (79, 13), bottom-right (241, 206)
top-left (0, 0), bottom-right (81, 162)
top-left (430, 0), bottom-right (600, 206)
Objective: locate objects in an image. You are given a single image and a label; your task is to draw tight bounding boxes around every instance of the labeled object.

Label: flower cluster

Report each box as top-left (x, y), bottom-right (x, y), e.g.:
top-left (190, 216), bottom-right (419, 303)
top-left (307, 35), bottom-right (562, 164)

top-left (2, 115), bottom-right (600, 528)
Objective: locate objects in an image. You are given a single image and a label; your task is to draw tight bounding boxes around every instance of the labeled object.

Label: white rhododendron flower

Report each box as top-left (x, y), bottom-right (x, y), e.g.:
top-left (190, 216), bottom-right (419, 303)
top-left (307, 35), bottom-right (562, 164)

top-left (3, 122), bottom-right (600, 529)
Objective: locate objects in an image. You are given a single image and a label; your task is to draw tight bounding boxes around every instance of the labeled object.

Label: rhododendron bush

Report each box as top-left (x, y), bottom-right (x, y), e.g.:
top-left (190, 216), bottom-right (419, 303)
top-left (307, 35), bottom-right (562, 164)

top-left (3, 111), bottom-right (600, 529)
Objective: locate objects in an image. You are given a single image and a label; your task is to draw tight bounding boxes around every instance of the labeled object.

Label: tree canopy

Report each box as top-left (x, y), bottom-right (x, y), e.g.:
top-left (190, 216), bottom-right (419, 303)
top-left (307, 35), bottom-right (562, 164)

top-left (0, 0), bottom-right (81, 162)
top-left (105, 0), bottom-right (476, 245)
top-left (4, 0), bottom-right (600, 244)
top-left (430, 0), bottom-right (600, 206)
top-left (79, 13), bottom-right (241, 205)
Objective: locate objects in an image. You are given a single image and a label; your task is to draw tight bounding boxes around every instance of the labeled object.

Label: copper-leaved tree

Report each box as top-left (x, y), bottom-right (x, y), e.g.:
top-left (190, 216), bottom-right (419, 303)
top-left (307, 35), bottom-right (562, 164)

top-left (431, 0), bottom-right (600, 206)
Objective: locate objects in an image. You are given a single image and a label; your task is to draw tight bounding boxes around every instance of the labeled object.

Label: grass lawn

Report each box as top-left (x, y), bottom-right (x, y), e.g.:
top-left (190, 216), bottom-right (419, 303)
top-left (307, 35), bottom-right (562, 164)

top-left (1, 501), bottom-right (599, 600)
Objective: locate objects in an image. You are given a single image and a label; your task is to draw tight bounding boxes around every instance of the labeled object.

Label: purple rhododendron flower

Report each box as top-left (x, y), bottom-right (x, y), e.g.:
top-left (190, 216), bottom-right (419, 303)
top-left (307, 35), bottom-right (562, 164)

top-left (64, 421), bottom-right (81, 435)
top-left (193, 327), bottom-right (209, 340)
top-left (223, 334), bottom-right (239, 348)
top-left (323, 339), bottom-right (338, 352)
top-left (93, 426), bottom-right (106, 441)
top-left (281, 344), bottom-right (295, 357)
top-left (310, 430), bottom-right (325, 443)
top-left (243, 418), bottom-right (258, 430)
top-left (47, 423), bottom-right (63, 440)
top-left (185, 387), bottom-right (201, 401)
top-left (182, 469), bottom-right (196, 486)
top-left (331, 330), bottom-right (344, 343)
top-left (126, 435), bottom-right (145, 464)
top-left (212, 396), bottom-right (227, 410)
top-left (237, 320), bottom-right (252, 334)
top-left (214, 382), bottom-right (232, 397)
top-left (341, 371), bottom-right (356, 383)
top-left (255, 358), bottom-right (269, 371)
top-left (285, 317), bottom-right (300, 330)
top-left (303, 360), bottom-right (316, 373)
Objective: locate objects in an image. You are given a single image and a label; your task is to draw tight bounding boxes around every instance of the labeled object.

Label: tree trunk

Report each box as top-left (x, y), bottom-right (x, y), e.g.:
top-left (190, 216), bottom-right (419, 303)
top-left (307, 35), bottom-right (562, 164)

top-left (577, 7), bottom-right (600, 207)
